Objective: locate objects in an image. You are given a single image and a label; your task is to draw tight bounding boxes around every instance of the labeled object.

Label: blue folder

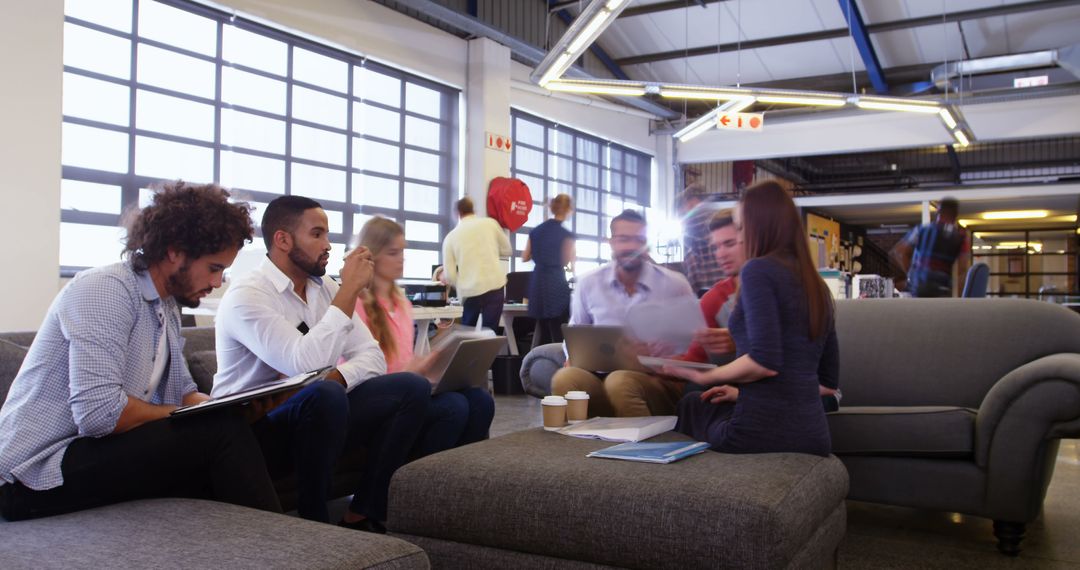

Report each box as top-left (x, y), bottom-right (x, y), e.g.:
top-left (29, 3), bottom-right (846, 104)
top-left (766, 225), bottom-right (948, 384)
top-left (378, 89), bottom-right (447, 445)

top-left (586, 441), bottom-right (710, 464)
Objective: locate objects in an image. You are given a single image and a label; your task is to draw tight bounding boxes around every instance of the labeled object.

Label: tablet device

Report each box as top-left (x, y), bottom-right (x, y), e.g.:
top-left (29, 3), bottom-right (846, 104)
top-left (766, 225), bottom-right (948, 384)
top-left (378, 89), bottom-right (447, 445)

top-left (170, 366), bottom-right (333, 417)
top-left (561, 325), bottom-right (643, 373)
top-left (431, 337), bottom-right (506, 395)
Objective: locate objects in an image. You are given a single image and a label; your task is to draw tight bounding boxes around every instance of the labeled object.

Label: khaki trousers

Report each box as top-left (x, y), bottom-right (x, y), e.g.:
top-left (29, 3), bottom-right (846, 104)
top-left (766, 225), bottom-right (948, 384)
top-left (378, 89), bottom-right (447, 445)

top-left (550, 367), bottom-right (685, 417)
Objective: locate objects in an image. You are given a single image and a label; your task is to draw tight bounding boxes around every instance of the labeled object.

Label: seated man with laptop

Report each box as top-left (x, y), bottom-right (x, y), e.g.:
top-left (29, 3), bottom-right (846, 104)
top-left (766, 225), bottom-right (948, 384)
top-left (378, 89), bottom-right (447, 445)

top-left (353, 217), bottom-right (495, 458)
top-left (552, 210), bottom-right (696, 417)
top-left (213, 196), bottom-right (429, 533)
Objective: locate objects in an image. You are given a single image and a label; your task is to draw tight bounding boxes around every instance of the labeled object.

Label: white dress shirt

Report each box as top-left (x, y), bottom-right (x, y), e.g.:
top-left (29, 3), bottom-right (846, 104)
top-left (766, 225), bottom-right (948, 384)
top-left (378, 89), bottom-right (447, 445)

top-left (569, 261), bottom-right (695, 326)
top-left (212, 257), bottom-right (386, 396)
top-left (442, 215), bottom-right (512, 299)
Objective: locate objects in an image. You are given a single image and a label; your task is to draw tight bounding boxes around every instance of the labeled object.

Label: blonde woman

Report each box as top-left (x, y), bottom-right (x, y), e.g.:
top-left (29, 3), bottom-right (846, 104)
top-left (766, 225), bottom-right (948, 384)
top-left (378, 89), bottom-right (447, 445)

top-left (522, 193), bottom-right (575, 345)
top-left (354, 217), bottom-right (494, 456)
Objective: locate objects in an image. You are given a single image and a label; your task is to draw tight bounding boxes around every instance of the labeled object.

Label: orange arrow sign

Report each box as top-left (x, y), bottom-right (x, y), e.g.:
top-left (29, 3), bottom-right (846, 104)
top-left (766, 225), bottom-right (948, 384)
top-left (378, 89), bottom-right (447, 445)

top-left (716, 112), bottom-right (764, 132)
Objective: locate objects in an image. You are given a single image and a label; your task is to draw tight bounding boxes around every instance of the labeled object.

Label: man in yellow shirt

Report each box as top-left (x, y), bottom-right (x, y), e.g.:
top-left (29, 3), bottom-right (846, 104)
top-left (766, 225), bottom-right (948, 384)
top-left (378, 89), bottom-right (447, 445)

top-left (441, 197), bottom-right (512, 330)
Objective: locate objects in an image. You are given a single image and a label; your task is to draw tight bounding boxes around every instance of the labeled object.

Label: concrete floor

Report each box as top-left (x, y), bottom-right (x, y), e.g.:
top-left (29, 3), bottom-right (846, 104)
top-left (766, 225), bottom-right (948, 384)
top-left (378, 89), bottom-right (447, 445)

top-left (489, 394), bottom-right (1080, 568)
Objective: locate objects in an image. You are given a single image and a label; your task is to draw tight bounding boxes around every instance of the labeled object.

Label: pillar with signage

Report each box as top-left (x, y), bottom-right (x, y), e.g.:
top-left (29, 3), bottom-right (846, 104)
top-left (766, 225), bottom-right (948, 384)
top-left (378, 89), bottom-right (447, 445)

top-left (465, 37), bottom-right (512, 217)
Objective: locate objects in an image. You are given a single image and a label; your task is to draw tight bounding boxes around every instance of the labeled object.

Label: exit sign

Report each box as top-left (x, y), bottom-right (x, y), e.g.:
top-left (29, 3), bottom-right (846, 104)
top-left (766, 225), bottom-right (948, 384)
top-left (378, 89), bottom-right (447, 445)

top-left (716, 112), bottom-right (764, 132)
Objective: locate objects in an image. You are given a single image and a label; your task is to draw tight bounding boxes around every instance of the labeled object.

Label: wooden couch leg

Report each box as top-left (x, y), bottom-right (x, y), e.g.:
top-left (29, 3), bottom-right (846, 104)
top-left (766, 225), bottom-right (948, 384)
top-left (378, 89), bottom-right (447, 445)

top-left (993, 521), bottom-right (1025, 556)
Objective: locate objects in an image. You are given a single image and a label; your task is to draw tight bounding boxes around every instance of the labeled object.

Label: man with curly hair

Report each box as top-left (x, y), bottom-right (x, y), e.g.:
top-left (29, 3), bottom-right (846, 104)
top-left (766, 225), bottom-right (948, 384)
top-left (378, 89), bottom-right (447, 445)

top-left (0, 181), bottom-right (282, 521)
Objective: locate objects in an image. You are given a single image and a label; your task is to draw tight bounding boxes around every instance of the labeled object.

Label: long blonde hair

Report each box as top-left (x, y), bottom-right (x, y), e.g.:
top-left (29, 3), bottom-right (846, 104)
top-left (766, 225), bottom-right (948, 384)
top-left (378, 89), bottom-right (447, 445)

top-left (356, 217), bottom-right (408, 360)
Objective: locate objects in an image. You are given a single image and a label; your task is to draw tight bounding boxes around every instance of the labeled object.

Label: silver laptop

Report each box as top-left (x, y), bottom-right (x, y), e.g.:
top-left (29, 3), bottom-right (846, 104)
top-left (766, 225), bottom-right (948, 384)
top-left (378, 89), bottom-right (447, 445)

top-left (431, 337), bottom-right (506, 395)
top-left (561, 325), bottom-right (644, 373)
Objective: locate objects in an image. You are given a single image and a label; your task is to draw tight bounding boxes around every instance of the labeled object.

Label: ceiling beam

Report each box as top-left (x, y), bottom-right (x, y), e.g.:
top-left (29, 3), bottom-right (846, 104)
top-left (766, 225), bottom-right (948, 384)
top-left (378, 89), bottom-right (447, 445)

top-left (838, 0), bottom-right (889, 93)
top-left (614, 0), bottom-right (1080, 66)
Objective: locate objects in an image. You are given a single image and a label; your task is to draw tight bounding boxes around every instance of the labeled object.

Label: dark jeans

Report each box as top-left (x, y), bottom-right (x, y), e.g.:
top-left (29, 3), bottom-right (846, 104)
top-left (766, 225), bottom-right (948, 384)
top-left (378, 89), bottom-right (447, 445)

top-left (0, 411), bottom-right (281, 522)
top-left (415, 387), bottom-right (495, 457)
top-left (252, 380), bottom-right (349, 523)
top-left (344, 372), bottom-right (429, 522)
top-left (462, 288), bottom-right (505, 331)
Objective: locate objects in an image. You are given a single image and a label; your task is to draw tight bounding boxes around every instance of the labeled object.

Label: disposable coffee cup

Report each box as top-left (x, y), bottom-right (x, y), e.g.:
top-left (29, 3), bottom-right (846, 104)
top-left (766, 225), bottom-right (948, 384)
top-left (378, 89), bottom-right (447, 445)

top-left (564, 391), bottom-right (590, 423)
top-left (541, 395), bottom-right (568, 431)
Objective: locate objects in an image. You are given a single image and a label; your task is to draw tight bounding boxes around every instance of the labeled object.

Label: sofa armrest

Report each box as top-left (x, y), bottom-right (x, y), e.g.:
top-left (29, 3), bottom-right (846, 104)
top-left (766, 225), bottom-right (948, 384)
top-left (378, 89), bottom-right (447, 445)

top-left (519, 343), bottom-right (564, 398)
top-left (976, 353), bottom-right (1080, 467)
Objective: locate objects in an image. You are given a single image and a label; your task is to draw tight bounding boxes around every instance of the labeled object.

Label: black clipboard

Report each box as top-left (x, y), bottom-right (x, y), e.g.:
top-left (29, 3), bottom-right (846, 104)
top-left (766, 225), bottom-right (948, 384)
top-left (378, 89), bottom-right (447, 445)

top-left (170, 366), bottom-right (333, 417)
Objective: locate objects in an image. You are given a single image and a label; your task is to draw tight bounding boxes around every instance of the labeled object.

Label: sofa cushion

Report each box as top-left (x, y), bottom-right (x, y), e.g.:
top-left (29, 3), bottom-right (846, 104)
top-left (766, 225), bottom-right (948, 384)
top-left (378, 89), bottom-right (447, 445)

top-left (0, 498), bottom-right (429, 569)
top-left (828, 406), bottom-right (976, 458)
top-left (0, 339), bottom-right (28, 405)
top-left (186, 350), bottom-right (218, 395)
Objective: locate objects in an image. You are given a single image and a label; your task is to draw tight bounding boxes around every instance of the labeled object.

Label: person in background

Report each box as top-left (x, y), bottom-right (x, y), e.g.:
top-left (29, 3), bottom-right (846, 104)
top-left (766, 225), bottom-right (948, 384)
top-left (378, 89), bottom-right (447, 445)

top-left (441, 197), bottom-right (512, 330)
top-left (552, 209), bottom-right (696, 417)
top-left (354, 217), bottom-right (494, 457)
top-left (664, 181), bottom-right (838, 457)
top-left (677, 185), bottom-right (725, 295)
top-left (214, 196), bottom-right (428, 533)
top-left (522, 193), bottom-right (575, 346)
top-left (890, 197), bottom-right (971, 298)
top-left (0, 181), bottom-right (281, 521)
top-left (678, 210), bottom-right (841, 412)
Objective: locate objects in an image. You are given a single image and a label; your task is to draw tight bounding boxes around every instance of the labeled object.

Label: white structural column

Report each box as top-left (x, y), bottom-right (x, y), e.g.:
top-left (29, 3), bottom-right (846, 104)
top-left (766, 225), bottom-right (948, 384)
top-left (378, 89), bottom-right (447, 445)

top-left (0, 2), bottom-right (62, 330)
top-left (465, 37), bottom-right (512, 216)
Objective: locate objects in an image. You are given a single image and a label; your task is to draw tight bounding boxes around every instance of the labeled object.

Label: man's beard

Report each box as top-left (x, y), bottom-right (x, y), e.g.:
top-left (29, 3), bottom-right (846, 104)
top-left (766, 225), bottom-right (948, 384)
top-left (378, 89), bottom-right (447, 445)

top-left (290, 247), bottom-right (327, 277)
top-left (615, 251), bottom-right (644, 272)
top-left (168, 262), bottom-right (210, 308)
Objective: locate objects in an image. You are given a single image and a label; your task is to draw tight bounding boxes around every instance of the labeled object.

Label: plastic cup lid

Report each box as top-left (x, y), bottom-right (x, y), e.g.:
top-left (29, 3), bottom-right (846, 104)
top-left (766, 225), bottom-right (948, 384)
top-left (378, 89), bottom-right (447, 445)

top-left (564, 391), bottom-right (590, 400)
top-left (541, 395), bottom-right (568, 406)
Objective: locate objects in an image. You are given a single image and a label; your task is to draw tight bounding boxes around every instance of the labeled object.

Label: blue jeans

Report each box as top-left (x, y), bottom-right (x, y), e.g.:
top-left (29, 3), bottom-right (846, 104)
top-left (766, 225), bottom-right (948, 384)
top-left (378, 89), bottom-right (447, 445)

top-left (416, 387), bottom-right (495, 457)
top-left (254, 380), bottom-right (349, 523)
top-left (462, 288), bottom-right (505, 331)
top-left (344, 372), bottom-right (430, 522)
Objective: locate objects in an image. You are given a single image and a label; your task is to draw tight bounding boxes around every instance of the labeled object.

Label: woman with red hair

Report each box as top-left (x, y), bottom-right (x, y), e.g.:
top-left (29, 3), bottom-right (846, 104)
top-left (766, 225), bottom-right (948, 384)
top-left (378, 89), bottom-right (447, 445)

top-left (664, 181), bottom-right (838, 456)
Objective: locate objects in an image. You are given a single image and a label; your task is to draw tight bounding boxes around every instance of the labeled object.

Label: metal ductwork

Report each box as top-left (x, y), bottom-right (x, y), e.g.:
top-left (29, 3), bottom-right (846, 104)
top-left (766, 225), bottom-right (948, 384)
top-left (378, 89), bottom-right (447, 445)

top-left (931, 42), bottom-right (1080, 90)
top-left (379, 0), bottom-right (680, 120)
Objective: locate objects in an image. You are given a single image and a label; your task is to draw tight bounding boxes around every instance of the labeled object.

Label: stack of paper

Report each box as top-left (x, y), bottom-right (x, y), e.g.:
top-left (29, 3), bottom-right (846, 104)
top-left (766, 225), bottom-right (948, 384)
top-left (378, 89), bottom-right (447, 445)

top-left (587, 441), bottom-right (710, 464)
top-left (557, 416), bottom-right (677, 442)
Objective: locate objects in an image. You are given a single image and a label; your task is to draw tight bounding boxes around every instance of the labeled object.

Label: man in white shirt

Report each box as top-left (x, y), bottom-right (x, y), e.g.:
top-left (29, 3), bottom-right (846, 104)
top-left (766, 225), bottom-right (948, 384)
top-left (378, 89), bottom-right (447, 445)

top-left (441, 197), bottom-right (512, 329)
top-left (214, 196), bottom-right (429, 532)
top-left (552, 210), bottom-right (695, 417)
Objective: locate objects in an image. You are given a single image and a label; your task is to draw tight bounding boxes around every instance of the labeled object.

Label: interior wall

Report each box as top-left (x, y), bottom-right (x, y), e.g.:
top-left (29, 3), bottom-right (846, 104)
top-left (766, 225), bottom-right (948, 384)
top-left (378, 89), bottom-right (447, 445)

top-left (0, 1), bottom-right (63, 331)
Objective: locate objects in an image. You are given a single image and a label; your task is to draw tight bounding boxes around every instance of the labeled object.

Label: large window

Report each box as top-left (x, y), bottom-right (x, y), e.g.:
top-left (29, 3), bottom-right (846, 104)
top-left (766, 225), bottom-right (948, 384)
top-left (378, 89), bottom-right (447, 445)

top-left (61, 0), bottom-right (458, 279)
top-left (509, 110), bottom-right (651, 274)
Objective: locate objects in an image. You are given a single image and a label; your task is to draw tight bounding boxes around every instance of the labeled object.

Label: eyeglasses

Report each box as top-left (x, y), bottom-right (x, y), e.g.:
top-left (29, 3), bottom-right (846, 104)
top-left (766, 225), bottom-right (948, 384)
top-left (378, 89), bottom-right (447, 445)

top-left (611, 235), bottom-right (647, 245)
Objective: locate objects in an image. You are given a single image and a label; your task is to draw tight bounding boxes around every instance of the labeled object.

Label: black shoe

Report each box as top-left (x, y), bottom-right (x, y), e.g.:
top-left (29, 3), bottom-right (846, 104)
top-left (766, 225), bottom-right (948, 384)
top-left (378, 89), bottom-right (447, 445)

top-left (338, 518), bottom-right (386, 534)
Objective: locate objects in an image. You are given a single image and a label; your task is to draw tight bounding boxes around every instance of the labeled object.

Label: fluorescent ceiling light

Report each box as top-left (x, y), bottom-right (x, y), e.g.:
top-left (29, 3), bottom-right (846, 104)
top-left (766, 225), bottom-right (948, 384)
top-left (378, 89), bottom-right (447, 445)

top-left (981, 210), bottom-right (1050, 220)
top-left (996, 242), bottom-right (1042, 251)
top-left (939, 108), bottom-right (958, 129)
top-left (660, 88), bottom-right (750, 100)
top-left (756, 95), bottom-right (846, 107)
top-left (675, 109), bottom-right (721, 143)
top-left (953, 130), bottom-right (970, 147)
top-left (539, 52), bottom-right (573, 86)
top-left (567, 11), bottom-right (613, 55)
top-left (723, 98), bottom-right (756, 113)
top-left (546, 81), bottom-right (646, 96)
top-left (605, 0), bottom-right (628, 9)
top-left (856, 99), bottom-right (941, 113)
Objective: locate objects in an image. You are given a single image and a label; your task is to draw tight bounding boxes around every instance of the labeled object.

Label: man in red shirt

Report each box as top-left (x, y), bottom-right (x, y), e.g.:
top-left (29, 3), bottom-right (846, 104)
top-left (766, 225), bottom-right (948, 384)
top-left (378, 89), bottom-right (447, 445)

top-left (682, 210), bottom-right (743, 365)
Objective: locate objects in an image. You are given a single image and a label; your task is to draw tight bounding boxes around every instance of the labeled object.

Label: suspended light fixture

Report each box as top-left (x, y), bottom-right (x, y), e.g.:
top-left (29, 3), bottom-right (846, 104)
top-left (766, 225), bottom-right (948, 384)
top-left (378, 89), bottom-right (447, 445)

top-left (674, 98), bottom-right (755, 143)
top-left (756, 95), bottom-right (847, 107)
top-left (545, 80), bottom-right (648, 96)
top-left (855, 96), bottom-right (941, 113)
top-left (531, 0), bottom-right (632, 87)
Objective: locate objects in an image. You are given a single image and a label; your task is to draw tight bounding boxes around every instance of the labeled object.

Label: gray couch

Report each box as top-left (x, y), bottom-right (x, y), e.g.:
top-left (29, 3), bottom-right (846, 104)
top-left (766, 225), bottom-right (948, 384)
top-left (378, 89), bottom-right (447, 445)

top-left (519, 298), bottom-right (1080, 555)
top-left (828, 298), bottom-right (1080, 555)
top-left (0, 328), bottom-right (429, 569)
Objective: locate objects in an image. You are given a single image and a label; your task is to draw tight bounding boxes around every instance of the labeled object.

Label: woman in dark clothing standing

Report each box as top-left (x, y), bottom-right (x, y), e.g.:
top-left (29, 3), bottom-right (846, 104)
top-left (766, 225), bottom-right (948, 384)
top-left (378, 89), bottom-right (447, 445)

top-left (522, 194), bottom-right (575, 345)
top-left (664, 181), bottom-right (838, 457)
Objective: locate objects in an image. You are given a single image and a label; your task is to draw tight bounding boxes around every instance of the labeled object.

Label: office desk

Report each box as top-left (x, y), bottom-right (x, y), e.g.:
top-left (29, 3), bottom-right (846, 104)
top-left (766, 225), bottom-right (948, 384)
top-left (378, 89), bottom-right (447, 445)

top-left (499, 303), bottom-right (530, 356)
top-left (412, 305), bottom-right (464, 353)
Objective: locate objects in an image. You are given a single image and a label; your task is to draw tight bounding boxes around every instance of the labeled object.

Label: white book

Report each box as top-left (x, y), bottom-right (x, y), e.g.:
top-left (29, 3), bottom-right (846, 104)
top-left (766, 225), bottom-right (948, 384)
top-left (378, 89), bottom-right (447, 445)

top-left (557, 416), bottom-right (677, 443)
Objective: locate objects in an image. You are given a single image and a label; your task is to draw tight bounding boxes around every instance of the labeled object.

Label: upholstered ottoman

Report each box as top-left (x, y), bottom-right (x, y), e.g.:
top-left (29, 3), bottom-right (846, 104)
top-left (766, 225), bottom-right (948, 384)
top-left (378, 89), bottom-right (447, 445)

top-left (387, 429), bottom-right (848, 569)
top-left (0, 498), bottom-right (429, 569)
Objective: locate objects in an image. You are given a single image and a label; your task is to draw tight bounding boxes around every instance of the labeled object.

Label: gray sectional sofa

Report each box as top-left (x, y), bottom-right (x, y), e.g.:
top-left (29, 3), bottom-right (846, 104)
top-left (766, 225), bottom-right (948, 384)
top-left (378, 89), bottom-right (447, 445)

top-left (0, 328), bottom-right (429, 569)
top-left (521, 297), bottom-right (1080, 555)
